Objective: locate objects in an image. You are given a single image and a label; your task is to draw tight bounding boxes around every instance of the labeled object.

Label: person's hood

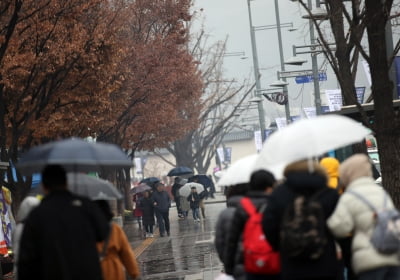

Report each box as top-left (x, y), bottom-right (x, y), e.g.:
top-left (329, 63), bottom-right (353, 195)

top-left (283, 160), bottom-right (328, 192)
top-left (320, 157), bottom-right (340, 189)
top-left (339, 154), bottom-right (372, 187)
top-left (226, 195), bottom-right (244, 207)
top-left (17, 196), bottom-right (40, 222)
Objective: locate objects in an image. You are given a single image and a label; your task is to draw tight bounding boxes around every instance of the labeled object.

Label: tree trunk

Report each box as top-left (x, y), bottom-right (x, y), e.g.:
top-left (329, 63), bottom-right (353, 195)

top-left (365, 0), bottom-right (400, 206)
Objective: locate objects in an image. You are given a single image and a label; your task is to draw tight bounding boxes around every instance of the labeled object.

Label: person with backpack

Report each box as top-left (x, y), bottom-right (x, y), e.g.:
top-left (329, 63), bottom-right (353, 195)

top-left (262, 160), bottom-right (340, 280)
top-left (327, 154), bottom-right (400, 280)
top-left (224, 170), bottom-right (280, 280)
top-left (214, 183), bottom-right (249, 280)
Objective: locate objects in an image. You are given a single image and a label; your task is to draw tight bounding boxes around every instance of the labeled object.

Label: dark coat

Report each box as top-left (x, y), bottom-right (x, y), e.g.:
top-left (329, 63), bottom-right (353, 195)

top-left (187, 192), bottom-right (200, 209)
top-left (262, 161), bottom-right (340, 280)
top-left (139, 197), bottom-right (155, 226)
top-left (18, 190), bottom-right (109, 280)
top-left (152, 190), bottom-right (170, 212)
top-left (224, 192), bottom-right (270, 276)
top-left (214, 196), bottom-right (245, 280)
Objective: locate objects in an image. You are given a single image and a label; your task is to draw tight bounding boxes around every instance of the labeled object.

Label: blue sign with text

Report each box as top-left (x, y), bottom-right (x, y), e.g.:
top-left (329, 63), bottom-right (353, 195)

top-left (295, 72), bottom-right (327, 84)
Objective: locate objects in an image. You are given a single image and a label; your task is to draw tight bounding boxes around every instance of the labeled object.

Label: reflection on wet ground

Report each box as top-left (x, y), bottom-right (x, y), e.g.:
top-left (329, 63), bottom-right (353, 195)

top-left (125, 201), bottom-right (226, 280)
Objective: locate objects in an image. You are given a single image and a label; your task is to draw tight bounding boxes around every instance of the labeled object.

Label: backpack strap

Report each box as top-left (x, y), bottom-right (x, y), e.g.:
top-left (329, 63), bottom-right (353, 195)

top-left (241, 197), bottom-right (266, 215)
top-left (346, 190), bottom-right (377, 213)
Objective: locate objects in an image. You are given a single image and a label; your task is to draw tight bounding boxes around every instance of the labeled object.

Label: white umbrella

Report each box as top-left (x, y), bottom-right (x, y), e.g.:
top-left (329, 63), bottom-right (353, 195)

top-left (217, 154), bottom-right (258, 187)
top-left (254, 115), bottom-right (371, 178)
top-left (179, 182), bottom-right (204, 197)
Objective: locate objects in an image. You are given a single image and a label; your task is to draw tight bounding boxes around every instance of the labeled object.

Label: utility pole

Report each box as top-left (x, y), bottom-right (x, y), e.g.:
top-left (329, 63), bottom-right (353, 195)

top-left (247, 0), bottom-right (267, 142)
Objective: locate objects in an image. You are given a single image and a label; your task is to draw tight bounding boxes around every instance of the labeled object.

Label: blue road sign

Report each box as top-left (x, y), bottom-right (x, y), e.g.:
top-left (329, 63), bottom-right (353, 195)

top-left (295, 72), bottom-right (327, 84)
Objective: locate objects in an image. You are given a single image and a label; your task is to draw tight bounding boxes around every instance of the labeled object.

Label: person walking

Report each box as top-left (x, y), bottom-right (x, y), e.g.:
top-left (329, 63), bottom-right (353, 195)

top-left (171, 177), bottom-right (184, 218)
top-left (152, 182), bottom-right (171, 237)
top-left (140, 190), bottom-right (155, 238)
top-left (224, 170), bottom-right (280, 280)
top-left (187, 187), bottom-right (201, 222)
top-left (320, 157), bottom-right (340, 191)
top-left (262, 160), bottom-right (340, 280)
top-left (95, 200), bottom-right (140, 280)
top-left (18, 165), bottom-right (109, 280)
top-left (327, 154), bottom-right (400, 280)
top-left (214, 183), bottom-right (249, 280)
top-left (179, 192), bottom-right (190, 219)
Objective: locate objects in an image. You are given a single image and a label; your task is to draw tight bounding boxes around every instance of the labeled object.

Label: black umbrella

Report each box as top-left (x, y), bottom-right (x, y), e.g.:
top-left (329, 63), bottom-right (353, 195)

top-left (140, 177), bottom-right (160, 188)
top-left (167, 166), bottom-right (194, 177)
top-left (17, 137), bottom-right (132, 175)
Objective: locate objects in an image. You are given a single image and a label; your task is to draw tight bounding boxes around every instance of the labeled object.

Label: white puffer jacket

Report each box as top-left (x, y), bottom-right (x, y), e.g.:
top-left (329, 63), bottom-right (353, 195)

top-left (327, 177), bottom-right (400, 274)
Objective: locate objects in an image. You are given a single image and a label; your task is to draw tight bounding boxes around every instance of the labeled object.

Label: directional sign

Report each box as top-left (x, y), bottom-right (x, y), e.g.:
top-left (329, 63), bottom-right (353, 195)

top-left (295, 72), bottom-right (327, 84)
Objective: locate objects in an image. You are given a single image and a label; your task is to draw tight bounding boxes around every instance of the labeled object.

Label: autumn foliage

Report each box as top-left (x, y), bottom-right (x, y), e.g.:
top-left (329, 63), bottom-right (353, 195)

top-left (0, 0), bottom-right (202, 204)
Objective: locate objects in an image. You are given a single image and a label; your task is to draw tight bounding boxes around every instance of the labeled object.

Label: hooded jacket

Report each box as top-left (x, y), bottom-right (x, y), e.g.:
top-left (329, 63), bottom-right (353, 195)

top-left (320, 157), bottom-right (340, 190)
top-left (262, 160), bottom-right (340, 280)
top-left (327, 154), bottom-right (400, 274)
top-left (214, 196), bottom-right (245, 280)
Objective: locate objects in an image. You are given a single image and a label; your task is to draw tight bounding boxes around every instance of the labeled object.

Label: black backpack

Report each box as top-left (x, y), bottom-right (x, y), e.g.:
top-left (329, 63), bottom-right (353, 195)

top-left (280, 189), bottom-right (327, 260)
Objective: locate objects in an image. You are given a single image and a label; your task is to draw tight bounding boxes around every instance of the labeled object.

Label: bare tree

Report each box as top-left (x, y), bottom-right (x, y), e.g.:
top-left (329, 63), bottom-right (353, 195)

top-left (298, 0), bottom-right (400, 205)
top-left (154, 31), bottom-right (254, 174)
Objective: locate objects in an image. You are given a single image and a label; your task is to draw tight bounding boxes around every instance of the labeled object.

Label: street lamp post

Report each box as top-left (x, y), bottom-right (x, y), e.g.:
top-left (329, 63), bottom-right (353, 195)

top-left (246, 0), bottom-right (267, 142)
top-left (274, 0), bottom-right (291, 123)
top-left (308, 0), bottom-right (322, 115)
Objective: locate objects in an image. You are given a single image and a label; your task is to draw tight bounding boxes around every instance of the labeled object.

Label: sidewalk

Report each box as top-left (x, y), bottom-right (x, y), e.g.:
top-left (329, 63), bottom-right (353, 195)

top-left (123, 193), bottom-right (226, 279)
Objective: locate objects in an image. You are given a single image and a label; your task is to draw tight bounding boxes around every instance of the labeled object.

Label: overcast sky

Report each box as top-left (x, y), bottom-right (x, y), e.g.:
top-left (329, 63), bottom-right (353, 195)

top-left (192, 0), bottom-right (370, 122)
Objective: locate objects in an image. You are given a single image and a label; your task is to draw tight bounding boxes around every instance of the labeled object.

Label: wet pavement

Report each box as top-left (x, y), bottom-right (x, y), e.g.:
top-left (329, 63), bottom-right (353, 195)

top-left (124, 194), bottom-right (227, 280)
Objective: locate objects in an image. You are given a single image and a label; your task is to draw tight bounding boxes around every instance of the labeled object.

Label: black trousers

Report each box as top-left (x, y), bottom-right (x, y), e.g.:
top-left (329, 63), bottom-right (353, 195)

top-left (155, 209), bottom-right (170, 234)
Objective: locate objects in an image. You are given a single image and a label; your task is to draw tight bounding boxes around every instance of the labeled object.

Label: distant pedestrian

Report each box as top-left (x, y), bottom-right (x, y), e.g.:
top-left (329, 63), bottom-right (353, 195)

top-left (171, 177), bottom-right (184, 218)
top-left (225, 170), bottom-right (280, 280)
top-left (262, 160), bottom-right (340, 280)
top-left (187, 187), bottom-right (201, 222)
top-left (95, 200), bottom-right (140, 280)
top-left (132, 193), bottom-right (143, 228)
top-left (179, 193), bottom-right (190, 219)
top-left (215, 183), bottom-right (249, 280)
top-left (18, 165), bottom-right (109, 280)
top-left (152, 182), bottom-right (171, 237)
top-left (140, 190), bottom-right (155, 238)
top-left (327, 154), bottom-right (400, 280)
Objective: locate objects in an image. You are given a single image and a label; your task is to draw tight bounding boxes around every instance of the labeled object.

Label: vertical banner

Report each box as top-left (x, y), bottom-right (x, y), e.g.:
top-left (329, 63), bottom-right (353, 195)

top-left (355, 87), bottom-right (366, 104)
top-left (0, 187), bottom-right (12, 254)
top-left (134, 157), bottom-right (142, 174)
top-left (325, 89), bottom-right (343, 111)
top-left (216, 147), bottom-right (225, 164)
top-left (303, 107), bottom-right (317, 118)
top-left (254, 130), bottom-right (262, 152)
top-left (224, 147), bottom-right (232, 164)
top-left (275, 117), bottom-right (287, 130)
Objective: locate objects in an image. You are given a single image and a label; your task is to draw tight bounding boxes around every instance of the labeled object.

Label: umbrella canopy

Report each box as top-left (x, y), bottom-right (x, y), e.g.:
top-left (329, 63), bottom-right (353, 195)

top-left (179, 182), bottom-right (204, 197)
top-left (188, 174), bottom-right (214, 189)
top-left (140, 177), bottom-right (160, 189)
top-left (130, 183), bottom-right (152, 194)
top-left (17, 138), bottom-right (132, 175)
top-left (67, 173), bottom-right (123, 200)
top-left (217, 154), bottom-right (258, 187)
top-left (167, 166), bottom-right (194, 177)
top-left (254, 115), bottom-right (370, 178)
